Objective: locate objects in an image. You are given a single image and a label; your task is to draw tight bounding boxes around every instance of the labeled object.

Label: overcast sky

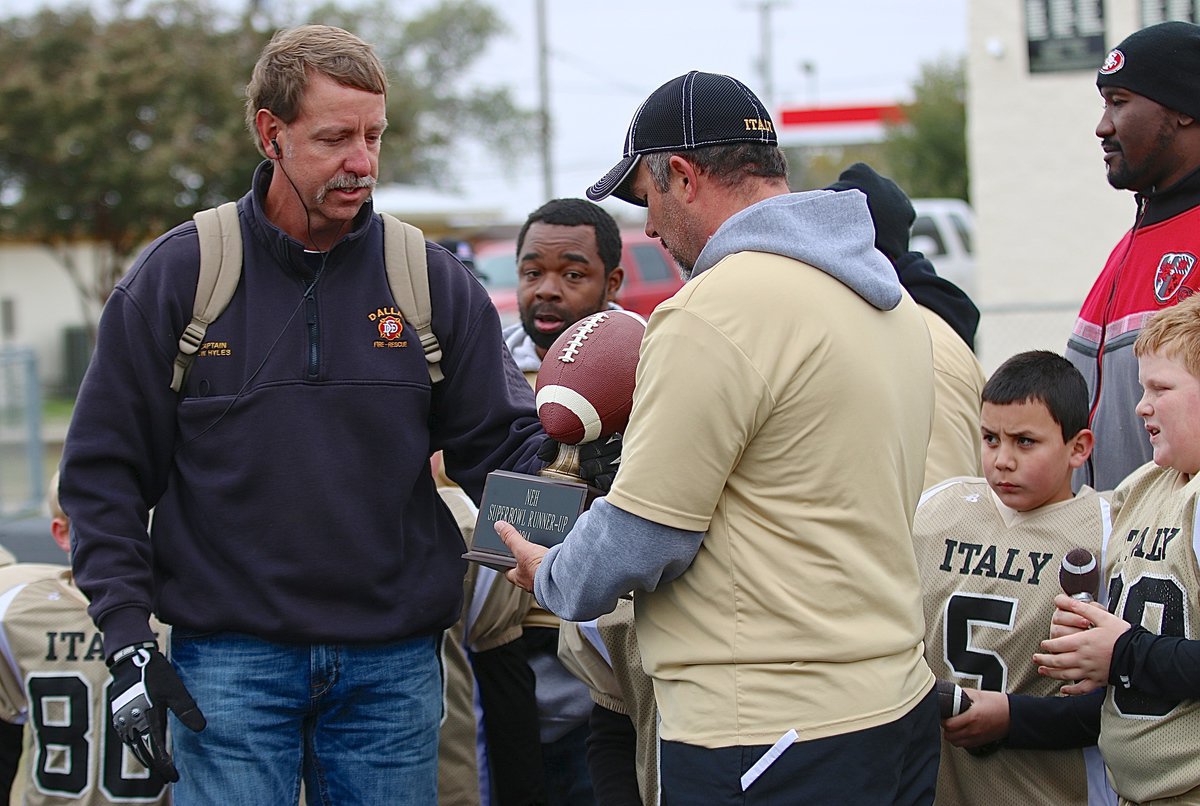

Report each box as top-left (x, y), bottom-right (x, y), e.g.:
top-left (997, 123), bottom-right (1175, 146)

top-left (457, 0), bottom-right (967, 221)
top-left (0, 0), bottom-right (968, 222)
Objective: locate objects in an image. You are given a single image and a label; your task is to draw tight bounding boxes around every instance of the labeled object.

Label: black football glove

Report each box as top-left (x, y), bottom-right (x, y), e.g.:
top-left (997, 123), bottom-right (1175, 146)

top-left (578, 433), bottom-right (623, 493)
top-left (536, 436), bottom-right (561, 465)
top-left (108, 643), bottom-right (206, 782)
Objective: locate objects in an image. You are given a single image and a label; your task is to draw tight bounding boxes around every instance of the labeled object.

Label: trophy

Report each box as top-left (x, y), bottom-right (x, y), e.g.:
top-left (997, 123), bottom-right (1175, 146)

top-left (462, 310), bottom-right (646, 570)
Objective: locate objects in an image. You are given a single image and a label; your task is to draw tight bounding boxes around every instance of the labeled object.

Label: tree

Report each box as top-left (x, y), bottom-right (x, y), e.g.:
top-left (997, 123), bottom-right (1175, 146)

top-left (0, 2), bottom-right (266, 333)
top-left (882, 57), bottom-right (968, 201)
top-left (305, 0), bottom-right (534, 185)
top-left (0, 0), bottom-right (533, 336)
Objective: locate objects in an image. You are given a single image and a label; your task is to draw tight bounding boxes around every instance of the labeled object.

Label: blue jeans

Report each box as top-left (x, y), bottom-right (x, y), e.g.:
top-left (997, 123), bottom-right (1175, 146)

top-left (168, 630), bottom-right (442, 805)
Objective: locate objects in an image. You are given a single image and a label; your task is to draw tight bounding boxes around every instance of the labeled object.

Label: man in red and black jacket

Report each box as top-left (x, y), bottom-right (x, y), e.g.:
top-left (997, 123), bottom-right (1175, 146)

top-left (1067, 20), bottom-right (1200, 492)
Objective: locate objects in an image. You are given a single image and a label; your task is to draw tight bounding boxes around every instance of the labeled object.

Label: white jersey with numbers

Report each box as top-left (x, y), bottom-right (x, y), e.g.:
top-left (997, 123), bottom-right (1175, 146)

top-left (1101, 465), bottom-right (1200, 804)
top-left (914, 478), bottom-right (1115, 806)
top-left (0, 565), bottom-right (169, 805)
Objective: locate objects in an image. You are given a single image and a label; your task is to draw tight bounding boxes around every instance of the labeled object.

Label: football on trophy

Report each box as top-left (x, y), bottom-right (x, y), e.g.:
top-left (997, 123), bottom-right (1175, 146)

top-left (535, 309), bottom-right (647, 444)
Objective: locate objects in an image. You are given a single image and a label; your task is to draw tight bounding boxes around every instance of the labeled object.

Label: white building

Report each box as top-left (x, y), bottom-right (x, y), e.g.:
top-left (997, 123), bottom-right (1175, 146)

top-left (967, 0), bottom-right (1155, 372)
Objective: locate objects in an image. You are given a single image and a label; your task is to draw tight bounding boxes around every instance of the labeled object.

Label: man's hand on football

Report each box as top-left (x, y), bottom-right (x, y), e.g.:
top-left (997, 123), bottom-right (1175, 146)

top-left (578, 433), bottom-right (622, 493)
top-left (496, 520), bottom-right (547, 593)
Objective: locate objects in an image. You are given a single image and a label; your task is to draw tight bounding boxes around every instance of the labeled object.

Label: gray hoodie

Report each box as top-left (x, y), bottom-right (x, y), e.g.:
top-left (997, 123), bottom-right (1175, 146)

top-left (534, 189), bottom-right (902, 620)
top-left (693, 187), bottom-right (901, 308)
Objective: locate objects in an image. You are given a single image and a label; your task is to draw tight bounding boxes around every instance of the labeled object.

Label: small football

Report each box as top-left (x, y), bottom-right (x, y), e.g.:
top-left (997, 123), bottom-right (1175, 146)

top-left (935, 679), bottom-right (972, 719)
top-left (1059, 547), bottom-right (1099, 600)
top-left (536, 310), bottom-right (647, 444)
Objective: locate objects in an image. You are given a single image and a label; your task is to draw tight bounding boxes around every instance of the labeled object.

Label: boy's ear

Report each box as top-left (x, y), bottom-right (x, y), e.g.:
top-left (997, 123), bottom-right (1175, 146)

top-left (1067, 428), bottom-right (1095, 468)
top-left (49, 517), bottom-right (71, 554)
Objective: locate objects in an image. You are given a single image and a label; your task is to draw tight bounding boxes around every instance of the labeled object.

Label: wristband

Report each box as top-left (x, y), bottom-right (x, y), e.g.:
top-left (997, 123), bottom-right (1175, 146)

top-left (108, 641), bottom-right (158, 668)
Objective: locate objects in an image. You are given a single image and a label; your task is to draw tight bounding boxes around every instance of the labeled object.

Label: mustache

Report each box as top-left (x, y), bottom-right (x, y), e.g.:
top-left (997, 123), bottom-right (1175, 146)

top-left (526, 303), bottom-right (569, 321)
top-left (315, 174), bottom-right (376, 203)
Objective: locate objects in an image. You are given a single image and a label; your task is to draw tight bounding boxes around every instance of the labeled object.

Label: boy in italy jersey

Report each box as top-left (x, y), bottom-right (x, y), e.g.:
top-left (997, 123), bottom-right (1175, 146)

top-left (1038, 294), bottom-right (1200, 804)
top-left (915, 351), bottom-right (1115, 805)
top-left (0, 475), bottom-right (169, 805)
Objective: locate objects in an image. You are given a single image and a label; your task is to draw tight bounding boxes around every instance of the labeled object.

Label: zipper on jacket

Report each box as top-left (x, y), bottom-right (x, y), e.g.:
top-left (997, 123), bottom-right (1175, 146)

top-left (305, 290), bottom-right (319, 379)
top-left (1084, 194), bottom-right (1147, 486)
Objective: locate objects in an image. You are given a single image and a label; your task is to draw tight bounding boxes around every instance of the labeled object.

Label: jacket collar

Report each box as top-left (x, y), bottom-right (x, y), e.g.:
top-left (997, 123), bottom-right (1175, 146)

top-left (1137, 162), bottom-right (1200, 227)
top-left (244, 161), bottom-right (375, 278)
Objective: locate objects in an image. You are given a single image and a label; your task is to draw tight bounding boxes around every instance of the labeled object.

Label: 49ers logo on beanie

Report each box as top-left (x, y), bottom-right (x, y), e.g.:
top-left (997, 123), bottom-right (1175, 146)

top-left (1096, 21), bottom-right (1200, 120)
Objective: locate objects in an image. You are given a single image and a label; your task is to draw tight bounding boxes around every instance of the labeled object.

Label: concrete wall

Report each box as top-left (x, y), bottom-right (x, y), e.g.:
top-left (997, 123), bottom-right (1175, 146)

top-left (968, 0), bottom-right (1143, 373)
top-left (0, 242), bottom-right (96, 392)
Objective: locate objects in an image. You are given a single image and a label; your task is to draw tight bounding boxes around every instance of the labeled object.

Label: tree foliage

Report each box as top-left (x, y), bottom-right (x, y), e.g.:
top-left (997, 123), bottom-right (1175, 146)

top-left (0, 0), bottom-right (532, 333)
top-left (882, 57), bottom-right (968, 201)
top-left (305, 0), bottom-right (534, 184)
top-left (0, 2), bottom-right (266, 327)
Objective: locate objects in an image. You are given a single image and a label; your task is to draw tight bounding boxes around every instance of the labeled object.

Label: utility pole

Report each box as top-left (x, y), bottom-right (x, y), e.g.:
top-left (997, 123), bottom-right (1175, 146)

top-left (743, 0), bottom-right (788, 111)
top-left (535, 0), bottom-right (553, 200)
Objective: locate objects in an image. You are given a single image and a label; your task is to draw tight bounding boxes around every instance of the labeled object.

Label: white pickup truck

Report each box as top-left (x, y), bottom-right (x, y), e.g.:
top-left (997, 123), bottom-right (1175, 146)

top-left (911, 198), bottom-right (976, 299)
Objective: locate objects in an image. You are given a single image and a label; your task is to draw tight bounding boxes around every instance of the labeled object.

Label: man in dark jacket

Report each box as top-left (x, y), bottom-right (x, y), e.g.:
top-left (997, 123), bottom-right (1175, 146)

top-left (60, 24), bottom-right (544, 805)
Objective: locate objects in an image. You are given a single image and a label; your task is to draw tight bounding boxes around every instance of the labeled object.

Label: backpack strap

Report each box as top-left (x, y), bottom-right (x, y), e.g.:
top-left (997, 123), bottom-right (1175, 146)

top-left (172, 206), bottom-right (440, 391)
top-left (381, 212), bottom-right (442, 383)
top-left (172, 202), bottom-right (242, 393)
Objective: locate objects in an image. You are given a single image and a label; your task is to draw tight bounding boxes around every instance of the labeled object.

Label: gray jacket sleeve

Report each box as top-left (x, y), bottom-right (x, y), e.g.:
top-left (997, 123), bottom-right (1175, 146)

top-left (533, 498), bottom-right (704, 621)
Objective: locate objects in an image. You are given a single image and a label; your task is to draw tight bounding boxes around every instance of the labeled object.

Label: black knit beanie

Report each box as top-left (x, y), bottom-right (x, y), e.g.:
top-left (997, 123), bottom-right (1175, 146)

top-left (1097, 21), bottom-right (1200, 120)
top-left (825, 163), bottom-right (915, 262)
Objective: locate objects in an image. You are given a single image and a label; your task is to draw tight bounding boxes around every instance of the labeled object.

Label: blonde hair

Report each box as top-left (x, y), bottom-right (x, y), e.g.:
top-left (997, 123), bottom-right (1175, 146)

top-left (245, 24), bottom-right (388, 153)
top-left (1134, 294), bottom-right (1200, 378)
top-left (46, 470), bottom-right (65, 521)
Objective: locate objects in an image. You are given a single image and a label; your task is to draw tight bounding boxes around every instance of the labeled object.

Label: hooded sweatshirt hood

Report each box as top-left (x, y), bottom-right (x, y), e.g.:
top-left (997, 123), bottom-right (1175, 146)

top-left (503, 320), bottom-right (542, 373)
top-left (893, 251), bottom-right (980, 350)
top-left (690, 189), bottom-right (903, 310)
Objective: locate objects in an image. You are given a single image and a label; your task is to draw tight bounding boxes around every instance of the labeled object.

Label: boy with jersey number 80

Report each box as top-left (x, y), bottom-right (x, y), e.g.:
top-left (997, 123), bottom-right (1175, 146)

top-left (1037, 294), bottom-right (1200, 804)
top-left (913, 350), bottom-right (1116, 805)
top-left (0, 476), bottom-right (171, 805)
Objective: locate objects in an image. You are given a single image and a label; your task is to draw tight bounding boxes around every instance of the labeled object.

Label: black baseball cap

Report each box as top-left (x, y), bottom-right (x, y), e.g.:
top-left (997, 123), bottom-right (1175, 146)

top-left (586, 71), bottom-right (777, 206)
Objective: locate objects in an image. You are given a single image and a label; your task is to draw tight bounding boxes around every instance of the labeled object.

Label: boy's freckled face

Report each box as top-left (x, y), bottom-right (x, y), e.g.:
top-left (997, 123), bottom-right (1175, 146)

top-left (1136, 350), bottom-right (1200, 477)
top-left (981, 400), bottom-right (1079, 512)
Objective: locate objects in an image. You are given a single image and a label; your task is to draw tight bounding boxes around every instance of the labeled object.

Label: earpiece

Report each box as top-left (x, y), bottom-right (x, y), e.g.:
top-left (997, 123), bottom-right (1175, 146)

top-left (271, 139), bottom-right (281, 158)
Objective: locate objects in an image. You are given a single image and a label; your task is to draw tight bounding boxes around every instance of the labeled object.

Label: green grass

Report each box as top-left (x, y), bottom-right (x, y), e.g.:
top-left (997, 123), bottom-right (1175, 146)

top-left (42, 396), bottom-right (75, 426)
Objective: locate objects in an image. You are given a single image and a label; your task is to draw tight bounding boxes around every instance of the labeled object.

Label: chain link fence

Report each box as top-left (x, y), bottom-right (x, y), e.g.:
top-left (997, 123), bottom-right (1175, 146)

top-left (975, 301), bottom-right (1079, 376)
top-left (0, 347), bottom-right (44, 518)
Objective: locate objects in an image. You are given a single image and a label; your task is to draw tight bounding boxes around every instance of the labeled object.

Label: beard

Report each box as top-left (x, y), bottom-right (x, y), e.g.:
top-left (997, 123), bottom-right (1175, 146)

top-left (523, 318), bottom-right (564, 352)
top-left (521, 293), bottom-right (608, 351)
top-left (671, 248), bottom-right (694, 281)
top-left (1105, 119), bottom-right (1176, 192)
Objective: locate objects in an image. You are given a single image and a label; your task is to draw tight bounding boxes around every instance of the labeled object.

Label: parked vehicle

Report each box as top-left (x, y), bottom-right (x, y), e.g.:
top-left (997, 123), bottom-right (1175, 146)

top-left (911, 198), bottom-right (976, 298)
top-left (472, 230), bottom-right (683, 326)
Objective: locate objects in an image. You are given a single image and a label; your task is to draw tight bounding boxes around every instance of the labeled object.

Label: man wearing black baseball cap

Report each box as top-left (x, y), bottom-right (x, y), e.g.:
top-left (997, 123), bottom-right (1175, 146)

top-left (497, 71), bottom-right (941, 803)
top-left (1067, 20), bottom-right (1200, 492)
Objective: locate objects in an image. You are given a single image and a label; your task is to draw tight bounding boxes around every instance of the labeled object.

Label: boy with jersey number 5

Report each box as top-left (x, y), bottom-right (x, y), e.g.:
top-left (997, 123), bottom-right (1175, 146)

top-left (913, 351), bottom-right (1117, 805)
top-left (1038, 294), bottom-right (1200, 805)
